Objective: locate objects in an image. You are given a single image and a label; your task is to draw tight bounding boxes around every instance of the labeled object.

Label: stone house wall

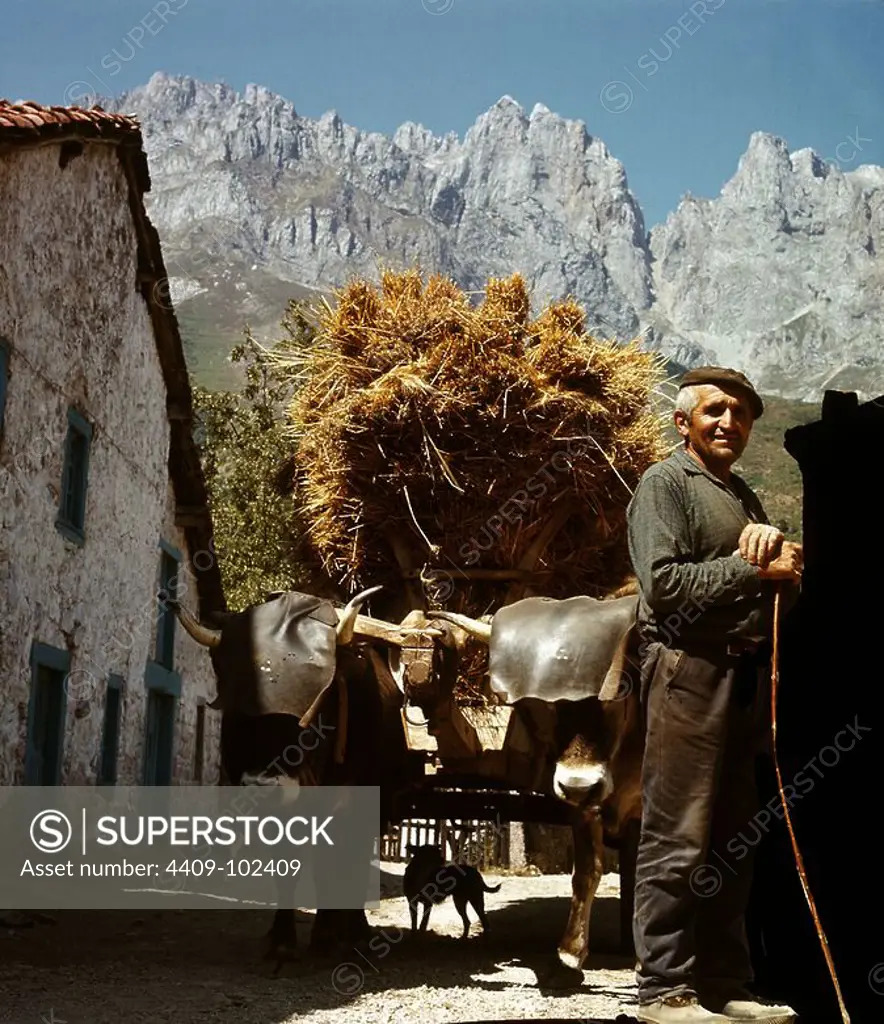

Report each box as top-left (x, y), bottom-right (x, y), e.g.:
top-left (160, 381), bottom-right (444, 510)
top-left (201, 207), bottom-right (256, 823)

top-left (0, 141), bottom-right (220, 787)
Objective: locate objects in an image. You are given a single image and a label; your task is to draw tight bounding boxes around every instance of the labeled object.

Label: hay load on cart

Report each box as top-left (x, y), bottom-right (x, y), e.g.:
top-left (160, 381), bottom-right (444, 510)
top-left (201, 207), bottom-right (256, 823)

top-left (273, 268), bottom-right (669, 785)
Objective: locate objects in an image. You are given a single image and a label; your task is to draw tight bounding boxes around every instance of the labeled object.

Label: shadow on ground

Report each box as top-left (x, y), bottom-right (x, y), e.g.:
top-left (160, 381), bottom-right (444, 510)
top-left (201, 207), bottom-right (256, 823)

top-left (0, 868), bottom-right (636, 1024)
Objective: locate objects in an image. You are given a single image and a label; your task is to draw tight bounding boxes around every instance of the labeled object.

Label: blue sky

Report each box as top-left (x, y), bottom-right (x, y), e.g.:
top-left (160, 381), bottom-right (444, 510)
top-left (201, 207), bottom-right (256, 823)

top-left (2, 0), bottom-right (882, 228)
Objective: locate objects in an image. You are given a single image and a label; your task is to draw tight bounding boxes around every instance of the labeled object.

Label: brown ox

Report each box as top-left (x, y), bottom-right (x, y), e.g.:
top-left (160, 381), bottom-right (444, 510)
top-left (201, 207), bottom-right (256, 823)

top-left (433, 588), bottom-right (644, 981)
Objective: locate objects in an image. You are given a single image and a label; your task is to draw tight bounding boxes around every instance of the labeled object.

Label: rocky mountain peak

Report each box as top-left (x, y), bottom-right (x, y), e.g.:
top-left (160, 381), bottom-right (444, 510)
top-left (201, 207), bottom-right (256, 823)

top-left (130, 71), bottom-right (236, 115)
top-left (720, 130), bottom-right (793, 202)
top-left (492, 94), bottom-right (524, 115)
top-left (789, 147), bottom-right (828, 180)
top-left (464, 94), bottom-right (528, 144)
top-left (392, 120), bottom-right (442, 154)
top-left (850, 164), bottom-right (884, 190)
top-left (650, 130), bottom-right (884, 400)
top-left (242, 82), bottom-right (287, 111)
top-left (107, 75), bottom-right (653, 346)
top-left (105, 74), bottom-right (884, 401)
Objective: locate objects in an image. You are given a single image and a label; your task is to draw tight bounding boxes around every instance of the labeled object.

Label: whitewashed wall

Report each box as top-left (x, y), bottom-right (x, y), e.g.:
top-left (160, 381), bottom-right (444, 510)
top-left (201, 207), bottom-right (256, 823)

top-left (0, 142), bottom-right (220, 786)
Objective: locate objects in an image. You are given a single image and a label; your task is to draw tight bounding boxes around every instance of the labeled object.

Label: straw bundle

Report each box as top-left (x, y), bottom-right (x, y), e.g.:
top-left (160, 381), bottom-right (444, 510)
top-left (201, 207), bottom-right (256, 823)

top-left (276, 269), bottom-right (669, 679)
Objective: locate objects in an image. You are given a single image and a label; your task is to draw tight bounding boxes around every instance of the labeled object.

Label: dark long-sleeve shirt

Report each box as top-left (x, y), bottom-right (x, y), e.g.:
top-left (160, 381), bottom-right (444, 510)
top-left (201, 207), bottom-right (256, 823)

top-left (626, 447), bottom-right (795, 647)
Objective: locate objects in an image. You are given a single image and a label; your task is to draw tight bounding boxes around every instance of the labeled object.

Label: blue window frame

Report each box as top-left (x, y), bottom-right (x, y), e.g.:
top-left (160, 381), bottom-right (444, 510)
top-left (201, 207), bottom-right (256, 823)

top-left (155, 539), bottom-right (182, 671)
top-left (144, 538), bottom-right (183, 785)
top-left (25, 642), bottom-right (70, 785)
top-left (143, 688), bottom-right (177, 786)
top-left (98, 674), bottom-right (124, 785)
top-left (0, 336), bottom-right (9, 442)
top-left (56, 407), bottom-right (93, 544)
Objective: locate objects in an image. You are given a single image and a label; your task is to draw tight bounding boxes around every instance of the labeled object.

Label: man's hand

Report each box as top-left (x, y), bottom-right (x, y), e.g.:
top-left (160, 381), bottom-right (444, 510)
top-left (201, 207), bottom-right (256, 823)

top-left (738, 523), bottom-right (784, 568)
top-left (756, 540), bottom-right (803, 582)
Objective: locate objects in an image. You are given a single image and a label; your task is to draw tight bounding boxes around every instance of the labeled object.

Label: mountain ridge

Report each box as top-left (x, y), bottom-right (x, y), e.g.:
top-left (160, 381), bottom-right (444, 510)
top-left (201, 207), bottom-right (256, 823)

top-left (103, 72), bottom-right (884, 402)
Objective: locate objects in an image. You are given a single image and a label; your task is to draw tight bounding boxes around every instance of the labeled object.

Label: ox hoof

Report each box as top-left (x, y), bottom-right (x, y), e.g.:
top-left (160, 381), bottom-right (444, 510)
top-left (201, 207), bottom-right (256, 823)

top-left (539, 960), bottom-right (584, 990)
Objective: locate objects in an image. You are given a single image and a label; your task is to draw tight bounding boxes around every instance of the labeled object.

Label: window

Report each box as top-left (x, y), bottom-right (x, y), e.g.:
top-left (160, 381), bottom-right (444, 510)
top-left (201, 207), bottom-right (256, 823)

top-left (56, 407), bottom-right (93, 544)
top-left (155, 541), bottom-right (181, 670)
top-left (0, 336), bottom-right (9, 442)
top-left (193, 700), bottom-right (207, 783)
top-left (98, 675), bottom-right (124, 785)
top-left (144, 538), bottom-right (183, 784)
top-left (25, 642), bottom-right (70, 785)
top-left (143, 689), bottom-right (177, 786)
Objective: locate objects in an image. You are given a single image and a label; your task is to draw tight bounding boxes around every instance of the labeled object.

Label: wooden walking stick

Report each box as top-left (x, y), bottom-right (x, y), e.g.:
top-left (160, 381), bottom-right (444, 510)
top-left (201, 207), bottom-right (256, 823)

top-left (770, 586), bottom-right (851, 1023)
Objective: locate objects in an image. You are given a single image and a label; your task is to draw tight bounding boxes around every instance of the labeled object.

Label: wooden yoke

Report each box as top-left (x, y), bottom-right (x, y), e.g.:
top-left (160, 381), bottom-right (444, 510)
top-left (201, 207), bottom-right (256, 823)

top-left (399, 629), bottom-right (443, 754)
top-left (380, 526), bottom-right (446, 742)
top-left (399, 633), bottom-right (436, 692)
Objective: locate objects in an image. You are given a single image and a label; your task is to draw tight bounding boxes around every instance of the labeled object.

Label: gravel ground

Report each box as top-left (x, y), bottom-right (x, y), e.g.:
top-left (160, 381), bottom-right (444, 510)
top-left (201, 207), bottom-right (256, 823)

top-left (0, 865), bottom-right (639, 1023)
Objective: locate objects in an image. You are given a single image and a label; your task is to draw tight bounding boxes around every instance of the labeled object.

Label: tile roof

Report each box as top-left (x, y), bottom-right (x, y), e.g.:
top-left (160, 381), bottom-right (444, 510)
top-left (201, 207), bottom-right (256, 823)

top-left (0, 99), bottom-right (140, 141)
top-left (0, 98), bottom-right (151, 207)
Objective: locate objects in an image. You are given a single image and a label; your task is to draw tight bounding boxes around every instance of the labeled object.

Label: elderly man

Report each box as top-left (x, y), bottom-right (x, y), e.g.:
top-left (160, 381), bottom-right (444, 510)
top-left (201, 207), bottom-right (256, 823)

top-left (626, 367), bottom-right (802, 1024)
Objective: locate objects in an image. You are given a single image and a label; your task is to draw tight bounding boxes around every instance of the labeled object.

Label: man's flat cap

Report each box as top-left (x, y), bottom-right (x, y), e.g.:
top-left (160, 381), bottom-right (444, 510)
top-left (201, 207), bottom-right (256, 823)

top-left (679, 365), bottom-right (764, 418)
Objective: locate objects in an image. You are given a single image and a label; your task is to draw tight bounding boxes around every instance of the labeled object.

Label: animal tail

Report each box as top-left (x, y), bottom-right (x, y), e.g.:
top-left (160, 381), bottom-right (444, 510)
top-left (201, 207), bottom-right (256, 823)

top-left (483, 882), bottom-right (502, 893)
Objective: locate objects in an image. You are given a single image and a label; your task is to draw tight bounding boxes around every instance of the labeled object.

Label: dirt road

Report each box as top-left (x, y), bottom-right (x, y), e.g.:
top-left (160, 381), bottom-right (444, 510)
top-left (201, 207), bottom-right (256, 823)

top-left (0, 866), bottom-right (639, 1023)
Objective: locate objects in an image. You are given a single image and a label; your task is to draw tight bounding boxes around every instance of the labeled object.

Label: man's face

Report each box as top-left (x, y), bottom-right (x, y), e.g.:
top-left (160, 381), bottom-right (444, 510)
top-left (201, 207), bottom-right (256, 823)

top-left (675, 384), bottom-right (755, 466)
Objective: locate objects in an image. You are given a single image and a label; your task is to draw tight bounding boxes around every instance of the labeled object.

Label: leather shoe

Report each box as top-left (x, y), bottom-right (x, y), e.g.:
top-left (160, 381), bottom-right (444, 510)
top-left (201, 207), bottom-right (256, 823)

top-left (636, 993), bottom-right (731, 1022)
top-left (715, 996), bottom-right (796, 1022)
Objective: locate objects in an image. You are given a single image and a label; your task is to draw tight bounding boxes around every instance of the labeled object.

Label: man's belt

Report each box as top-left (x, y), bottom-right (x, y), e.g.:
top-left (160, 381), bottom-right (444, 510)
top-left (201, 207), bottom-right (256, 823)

top-left (675, 636), bottom-right (770, 660)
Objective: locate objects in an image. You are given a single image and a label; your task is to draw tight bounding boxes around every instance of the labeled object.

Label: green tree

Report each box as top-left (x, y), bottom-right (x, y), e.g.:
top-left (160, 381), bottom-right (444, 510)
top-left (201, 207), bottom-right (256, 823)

top-left (191, 301), bottom-right (315, 611)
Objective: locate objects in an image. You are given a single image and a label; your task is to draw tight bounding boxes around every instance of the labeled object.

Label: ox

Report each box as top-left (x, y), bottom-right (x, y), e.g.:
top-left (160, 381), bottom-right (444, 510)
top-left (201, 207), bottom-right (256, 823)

top-left (433, 590), bottom-right (644, 981)
top-left (167, 585), bottom-right (440, 962)
top-left (170, 584), bottom-right (644, 983)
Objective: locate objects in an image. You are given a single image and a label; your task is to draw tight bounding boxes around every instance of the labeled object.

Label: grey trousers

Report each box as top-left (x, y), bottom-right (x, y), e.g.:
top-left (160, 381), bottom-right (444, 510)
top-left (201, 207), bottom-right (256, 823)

top-left (633, 641), bottom-right (768, 1006)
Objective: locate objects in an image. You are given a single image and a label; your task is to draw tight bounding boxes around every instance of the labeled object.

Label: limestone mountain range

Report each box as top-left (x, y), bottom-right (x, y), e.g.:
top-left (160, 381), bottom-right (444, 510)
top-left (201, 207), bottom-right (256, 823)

top-left (103, 72), bottom-right (884, 402)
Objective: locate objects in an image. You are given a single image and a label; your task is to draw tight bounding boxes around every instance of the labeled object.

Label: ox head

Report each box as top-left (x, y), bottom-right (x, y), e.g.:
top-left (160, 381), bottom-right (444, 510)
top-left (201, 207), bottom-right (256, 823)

top-left (165, 585), bottom-right (442, 723)
top-left (168, 585), bottom-right (381, 651)
top-left (432, 592), bottom-right (640, 813)
top-left (550, 698), bottom-right (616, 809)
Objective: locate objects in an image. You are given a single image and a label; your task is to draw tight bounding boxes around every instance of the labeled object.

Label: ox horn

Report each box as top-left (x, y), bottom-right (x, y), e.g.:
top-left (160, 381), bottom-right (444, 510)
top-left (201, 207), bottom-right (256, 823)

top-left (427, 610), bottom-right (492, 644)
top-left (336, 585), bottom-right (384, 644)
top-left (163, 597), bottom-right (222, 648)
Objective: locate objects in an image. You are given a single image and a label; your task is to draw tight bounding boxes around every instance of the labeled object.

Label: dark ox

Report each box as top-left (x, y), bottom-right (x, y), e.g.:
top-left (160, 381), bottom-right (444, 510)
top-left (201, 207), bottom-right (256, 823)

top-left (433, 590), bottom-right (643, 977)
top-left (167, 585), bottom-right (436, 960)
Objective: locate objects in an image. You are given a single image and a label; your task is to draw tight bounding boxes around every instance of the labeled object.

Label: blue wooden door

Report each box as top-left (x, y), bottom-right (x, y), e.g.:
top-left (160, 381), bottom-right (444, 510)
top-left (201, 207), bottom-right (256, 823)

top-left (25, 663), bottom-right (66, 785)
top-left (143, 690), bottom-right (176, 785)
top-left (98, 678), bottom-right (123, 785)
